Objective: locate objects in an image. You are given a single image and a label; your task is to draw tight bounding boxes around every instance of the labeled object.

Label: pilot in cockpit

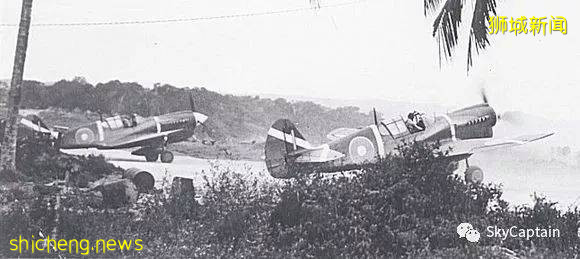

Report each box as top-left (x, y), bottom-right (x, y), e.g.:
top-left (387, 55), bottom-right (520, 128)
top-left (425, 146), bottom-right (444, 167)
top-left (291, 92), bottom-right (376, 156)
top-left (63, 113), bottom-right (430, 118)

top-left (405, 111), bottom-right (426, 133)
top-left (130, 113), bottom-right (138, 127)
top-left (121, 114), bottom-right (138, 128)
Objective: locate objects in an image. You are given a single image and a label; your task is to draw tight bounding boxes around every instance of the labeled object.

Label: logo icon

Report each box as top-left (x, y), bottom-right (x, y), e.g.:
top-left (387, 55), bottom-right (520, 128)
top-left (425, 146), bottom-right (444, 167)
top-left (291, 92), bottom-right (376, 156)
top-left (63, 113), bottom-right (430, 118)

top-left (457, 223), bottom-right (480, 243)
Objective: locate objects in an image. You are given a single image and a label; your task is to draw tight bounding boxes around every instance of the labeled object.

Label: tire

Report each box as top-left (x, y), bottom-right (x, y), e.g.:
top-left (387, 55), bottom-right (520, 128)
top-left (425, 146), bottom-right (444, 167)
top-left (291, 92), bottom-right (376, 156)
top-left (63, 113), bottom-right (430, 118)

top-left (160, 151), bottom-right (174, 163)
top-left (464, 166), bottom-right (484, 184)
top-left (446, 161), bottom-right (459, 173)
top-left (145, 153), bottom-right (159, 162)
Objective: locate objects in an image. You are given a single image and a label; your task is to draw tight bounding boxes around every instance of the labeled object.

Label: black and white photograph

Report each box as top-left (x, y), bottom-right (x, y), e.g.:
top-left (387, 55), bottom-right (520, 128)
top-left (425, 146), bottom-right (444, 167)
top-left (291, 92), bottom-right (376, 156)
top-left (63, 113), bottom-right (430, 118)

top-left (0, 0), bottom-right (578, 257)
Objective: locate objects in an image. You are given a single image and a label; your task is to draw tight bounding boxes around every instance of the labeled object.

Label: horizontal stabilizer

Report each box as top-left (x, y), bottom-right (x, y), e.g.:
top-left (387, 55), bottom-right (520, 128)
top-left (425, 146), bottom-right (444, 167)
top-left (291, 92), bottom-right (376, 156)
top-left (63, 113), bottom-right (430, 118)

top-left (326, 127), bottom-right (359, 141)
top-left (291, 145), bottom-right (344, 163)
top-left (53, 125), bottom-right (70, 132)
top-left (20, 117), bottom-right (52, 134)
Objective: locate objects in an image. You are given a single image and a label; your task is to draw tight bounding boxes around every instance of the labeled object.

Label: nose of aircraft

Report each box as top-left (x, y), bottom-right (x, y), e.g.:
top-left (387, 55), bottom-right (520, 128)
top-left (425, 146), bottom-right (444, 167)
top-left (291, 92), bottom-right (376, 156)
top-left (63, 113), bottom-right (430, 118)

top-left (193, 112), bottom-right (208, 124)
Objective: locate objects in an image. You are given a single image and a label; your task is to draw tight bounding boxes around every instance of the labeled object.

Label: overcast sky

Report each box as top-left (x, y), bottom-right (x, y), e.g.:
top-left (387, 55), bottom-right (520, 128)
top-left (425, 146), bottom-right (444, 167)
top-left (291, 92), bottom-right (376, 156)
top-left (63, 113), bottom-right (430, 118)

top-left (1, 0), bottom-right (578, 119)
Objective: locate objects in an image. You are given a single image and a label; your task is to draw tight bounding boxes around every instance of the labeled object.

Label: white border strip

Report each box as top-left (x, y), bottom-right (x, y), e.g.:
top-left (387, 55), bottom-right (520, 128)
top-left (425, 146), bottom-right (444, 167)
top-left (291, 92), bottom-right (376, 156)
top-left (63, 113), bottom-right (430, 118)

top-left (153, 116), bottom-right (161, 133)
top-left (370, 125), bottom-right (386, 158)
top-left (440, 114), bottom-right (457, 141)
top-left (268, 128), bottom-right (313, 149)
top-left (96, 121), bottom-right (104, 141)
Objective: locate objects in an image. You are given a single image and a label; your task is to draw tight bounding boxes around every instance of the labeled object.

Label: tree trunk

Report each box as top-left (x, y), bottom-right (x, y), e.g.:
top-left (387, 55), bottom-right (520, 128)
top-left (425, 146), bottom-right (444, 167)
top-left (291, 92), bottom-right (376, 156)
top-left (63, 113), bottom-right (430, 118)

top-left (1, 0), bottom-right (33, 181)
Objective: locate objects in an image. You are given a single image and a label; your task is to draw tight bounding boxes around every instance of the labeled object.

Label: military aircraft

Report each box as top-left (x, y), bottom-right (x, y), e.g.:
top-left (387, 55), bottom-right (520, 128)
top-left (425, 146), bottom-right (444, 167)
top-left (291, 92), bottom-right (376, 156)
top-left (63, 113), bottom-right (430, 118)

top-left (264, 92), bottom-right (553, 183)
top-left (14, 95), bottom-right (209, 163)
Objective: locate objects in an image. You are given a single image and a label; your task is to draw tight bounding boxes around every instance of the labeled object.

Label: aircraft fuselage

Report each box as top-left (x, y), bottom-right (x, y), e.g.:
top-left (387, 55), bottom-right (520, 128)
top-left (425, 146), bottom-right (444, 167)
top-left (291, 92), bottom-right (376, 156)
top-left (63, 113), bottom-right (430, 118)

top-left (59, 111), bottom-right (199, 149)
top-left (313, 104), bottom-right (497, 169)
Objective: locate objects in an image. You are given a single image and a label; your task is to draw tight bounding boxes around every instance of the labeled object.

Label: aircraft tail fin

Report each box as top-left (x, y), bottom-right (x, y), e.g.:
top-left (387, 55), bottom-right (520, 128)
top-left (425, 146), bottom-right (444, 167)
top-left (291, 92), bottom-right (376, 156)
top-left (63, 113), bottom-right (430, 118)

top-left (265, 119), bottom-right (312, 178)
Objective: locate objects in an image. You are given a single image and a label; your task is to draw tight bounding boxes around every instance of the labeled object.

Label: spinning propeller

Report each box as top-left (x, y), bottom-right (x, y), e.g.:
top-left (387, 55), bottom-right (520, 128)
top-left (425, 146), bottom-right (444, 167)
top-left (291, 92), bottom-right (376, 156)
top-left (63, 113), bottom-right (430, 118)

top-left (188, 93), bottom-right (215, 145)
top-left (479, 87), bottom-right (523, 125)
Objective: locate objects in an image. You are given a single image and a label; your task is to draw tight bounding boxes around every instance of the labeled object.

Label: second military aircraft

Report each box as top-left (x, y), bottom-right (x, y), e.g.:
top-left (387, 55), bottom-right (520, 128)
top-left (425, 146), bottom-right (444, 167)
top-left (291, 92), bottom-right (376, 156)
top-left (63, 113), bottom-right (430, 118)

top-left (264, 91), bottom-right (553, 183)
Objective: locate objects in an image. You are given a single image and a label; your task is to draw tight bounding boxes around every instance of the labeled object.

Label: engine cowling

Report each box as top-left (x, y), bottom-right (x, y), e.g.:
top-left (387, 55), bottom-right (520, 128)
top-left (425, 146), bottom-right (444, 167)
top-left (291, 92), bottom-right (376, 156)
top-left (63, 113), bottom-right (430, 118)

top-left (449, 103), bottom-right (497, 140)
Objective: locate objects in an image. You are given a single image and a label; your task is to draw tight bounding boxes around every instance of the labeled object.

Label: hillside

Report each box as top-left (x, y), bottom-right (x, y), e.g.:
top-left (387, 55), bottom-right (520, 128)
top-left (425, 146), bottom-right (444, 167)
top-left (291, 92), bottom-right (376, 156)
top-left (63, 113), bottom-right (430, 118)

top-left (9, 78), bottom-right (375, 146)
top-left (6, 78), bottom-right (578, 163)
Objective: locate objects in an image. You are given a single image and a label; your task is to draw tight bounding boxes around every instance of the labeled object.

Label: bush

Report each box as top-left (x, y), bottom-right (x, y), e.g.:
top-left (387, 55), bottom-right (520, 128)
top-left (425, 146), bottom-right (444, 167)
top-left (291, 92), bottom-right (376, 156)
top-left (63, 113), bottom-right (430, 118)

top-left (2, 142), bottom-right (579, 257)
top-left (15, 139), bottom-right (121, 186)
top-left (268, 142), bottom-right (579, 257)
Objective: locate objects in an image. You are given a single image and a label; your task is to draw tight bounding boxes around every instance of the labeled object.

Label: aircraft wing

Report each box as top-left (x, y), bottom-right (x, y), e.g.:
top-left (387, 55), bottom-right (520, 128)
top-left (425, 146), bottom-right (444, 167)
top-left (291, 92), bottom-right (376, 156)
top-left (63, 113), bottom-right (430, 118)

top-left (444, 132), bottom-right (554, 157)
top-left (327, 128), bottom-right (359, 141)
top-left (108, 129), bottom-right (184, 148)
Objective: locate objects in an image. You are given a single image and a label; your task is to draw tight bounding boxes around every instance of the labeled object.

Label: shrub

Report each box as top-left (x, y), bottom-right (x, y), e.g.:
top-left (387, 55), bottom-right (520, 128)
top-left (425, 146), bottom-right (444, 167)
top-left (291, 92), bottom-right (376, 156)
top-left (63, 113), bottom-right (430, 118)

top-left (269, 142), bottom-right (579, 257)
top-left (2, 142), bottom-right (579, 257)
top-left (15, 139), bottom-right (121, 185)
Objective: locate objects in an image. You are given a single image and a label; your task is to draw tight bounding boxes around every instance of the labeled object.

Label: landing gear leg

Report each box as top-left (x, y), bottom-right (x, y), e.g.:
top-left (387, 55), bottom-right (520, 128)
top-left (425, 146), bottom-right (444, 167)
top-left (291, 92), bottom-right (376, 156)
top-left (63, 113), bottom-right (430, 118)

top-left (132, 146), bottom-right (162, 162)
top-left (145, 152), bottom-right (159, 162)
top-left (159, 136), bottom-right (174, 163)
top-left (464, 159), bottom-right (484, 184)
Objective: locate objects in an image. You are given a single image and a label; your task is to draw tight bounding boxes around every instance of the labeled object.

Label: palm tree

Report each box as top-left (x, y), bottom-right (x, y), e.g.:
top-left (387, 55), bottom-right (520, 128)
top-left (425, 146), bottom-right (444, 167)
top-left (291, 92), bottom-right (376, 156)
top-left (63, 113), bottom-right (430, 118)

top-left (425, 0), bottom-right (497, 72)
top-left (0, 0), bottom-right (33, 182)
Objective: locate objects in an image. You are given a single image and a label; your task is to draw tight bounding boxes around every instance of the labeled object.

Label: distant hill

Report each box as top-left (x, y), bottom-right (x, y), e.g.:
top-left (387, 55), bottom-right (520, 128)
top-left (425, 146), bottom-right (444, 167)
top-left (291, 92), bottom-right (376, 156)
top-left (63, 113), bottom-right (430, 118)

top-left (5, 79), bottom-right (579, 161)
top-left (14, 79), bottom-right (375, 145)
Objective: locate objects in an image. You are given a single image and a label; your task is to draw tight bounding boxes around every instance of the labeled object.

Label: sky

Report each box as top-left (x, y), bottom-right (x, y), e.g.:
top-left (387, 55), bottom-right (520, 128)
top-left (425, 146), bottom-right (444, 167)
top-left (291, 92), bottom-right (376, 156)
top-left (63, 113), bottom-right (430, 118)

top-left (0, 0), bottom-right (578, 120)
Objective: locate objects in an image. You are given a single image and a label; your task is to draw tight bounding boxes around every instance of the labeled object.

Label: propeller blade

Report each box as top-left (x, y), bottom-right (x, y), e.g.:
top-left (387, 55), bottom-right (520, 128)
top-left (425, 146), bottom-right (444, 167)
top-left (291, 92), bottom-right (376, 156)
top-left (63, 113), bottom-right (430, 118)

top-left (480, 88), bottom-right (489, 104)
top-left (373, 108), bottom-right (378, 125)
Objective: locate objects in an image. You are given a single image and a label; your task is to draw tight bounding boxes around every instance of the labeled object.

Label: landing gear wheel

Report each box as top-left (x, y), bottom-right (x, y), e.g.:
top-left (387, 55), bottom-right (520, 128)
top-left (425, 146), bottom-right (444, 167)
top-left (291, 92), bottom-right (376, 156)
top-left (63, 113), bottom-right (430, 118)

top-left (465, 166), bottom-right (484, 184)
top-left (446, 161), bottom-right (459, 172)
top-left (145, 153), bottom-right (159, 162)
top-left (160, 151), bottom-right (174, 163)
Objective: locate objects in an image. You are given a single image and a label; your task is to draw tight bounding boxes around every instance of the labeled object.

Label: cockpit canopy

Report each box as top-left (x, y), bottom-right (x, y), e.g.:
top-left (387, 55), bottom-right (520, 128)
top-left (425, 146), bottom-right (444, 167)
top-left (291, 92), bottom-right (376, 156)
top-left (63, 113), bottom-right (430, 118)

top-left (378, 113), bottom-right (431, 139)
top-left (102, 114), bottom-right (140, 130)
top-left (378, 118), bottom-right (410, 139)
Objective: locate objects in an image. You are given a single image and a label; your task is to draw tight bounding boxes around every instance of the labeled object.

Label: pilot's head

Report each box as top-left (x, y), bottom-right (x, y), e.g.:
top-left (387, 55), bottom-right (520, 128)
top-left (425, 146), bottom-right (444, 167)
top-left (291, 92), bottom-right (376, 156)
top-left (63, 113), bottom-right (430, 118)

top-left (408, 113), bottom-right (415, 120)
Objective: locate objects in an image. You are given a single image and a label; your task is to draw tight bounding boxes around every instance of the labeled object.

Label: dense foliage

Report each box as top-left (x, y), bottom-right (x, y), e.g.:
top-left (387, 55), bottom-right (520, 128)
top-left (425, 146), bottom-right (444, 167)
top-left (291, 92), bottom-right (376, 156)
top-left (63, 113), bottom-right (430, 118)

top-left (14, 140), bottom-right (121, 186)
top-left (1, 142), bottom-right (579, 257)
top-left (7, 78), bottom-right (375, 144)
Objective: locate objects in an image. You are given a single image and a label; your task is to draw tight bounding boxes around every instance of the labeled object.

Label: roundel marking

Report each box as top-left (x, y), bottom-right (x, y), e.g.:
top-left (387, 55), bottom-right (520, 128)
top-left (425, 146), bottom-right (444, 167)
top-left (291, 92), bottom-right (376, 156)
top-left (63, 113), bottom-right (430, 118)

top-left (348, 136), bottom-right (375, 163)
top-left (75, 128), bottom-right (95, 144)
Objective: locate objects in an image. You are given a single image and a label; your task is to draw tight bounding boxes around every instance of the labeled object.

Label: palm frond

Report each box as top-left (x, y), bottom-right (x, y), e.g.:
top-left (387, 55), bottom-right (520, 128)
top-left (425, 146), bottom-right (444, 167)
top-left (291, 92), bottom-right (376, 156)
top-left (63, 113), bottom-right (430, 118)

top-left (432, 0), bottom-right (463, 66)
top-left (467, 0), bottom-right (497, 71)
top-left (310, 0), bottom-right (321, 9)
top-left (424, 0), bottom-right (442, 16)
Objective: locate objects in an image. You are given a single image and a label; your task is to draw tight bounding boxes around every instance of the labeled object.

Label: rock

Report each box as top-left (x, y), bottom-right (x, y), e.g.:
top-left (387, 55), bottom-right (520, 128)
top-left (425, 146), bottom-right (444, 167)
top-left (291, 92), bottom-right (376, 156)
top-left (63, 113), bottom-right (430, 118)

top-left (171, 177), bottom-right (195, 196)
top-left (92, 178), bottom-right (137, 208)
top-left (169, 177), bottom-right (198, 219)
